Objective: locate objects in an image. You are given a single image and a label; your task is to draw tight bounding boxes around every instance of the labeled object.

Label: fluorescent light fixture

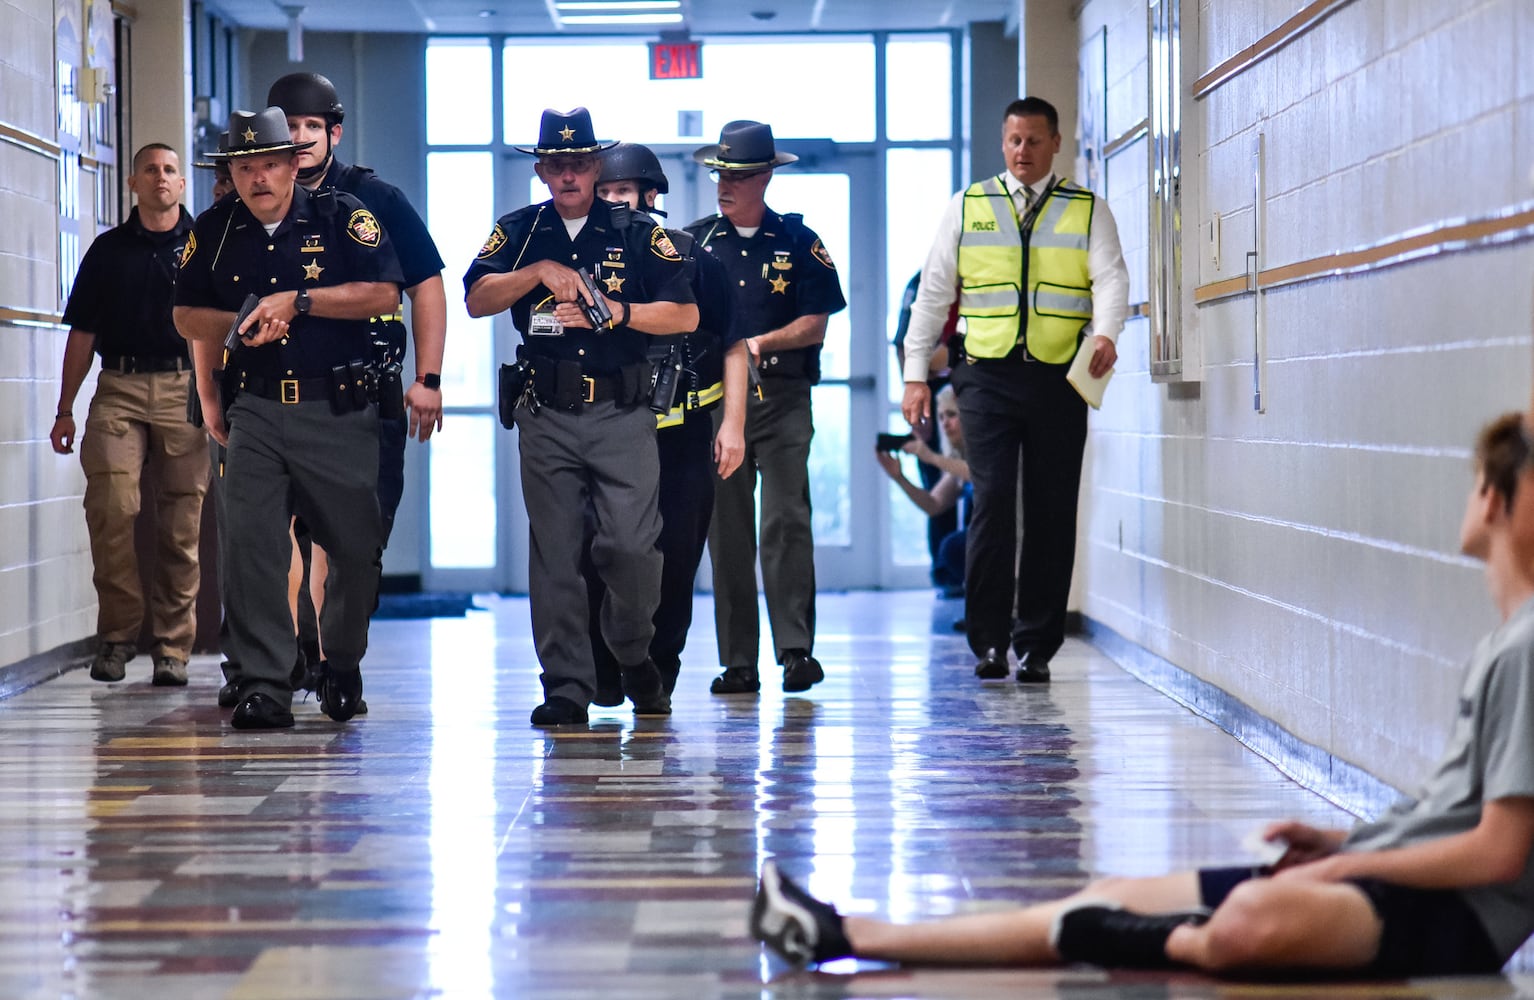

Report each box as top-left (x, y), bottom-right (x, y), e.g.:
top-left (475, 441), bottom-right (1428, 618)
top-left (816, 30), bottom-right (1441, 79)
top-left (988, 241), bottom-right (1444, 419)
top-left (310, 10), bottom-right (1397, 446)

top-left (559, 13), bottom-right (685, 23)
top-left (554, 1), bottom-right (682, 9)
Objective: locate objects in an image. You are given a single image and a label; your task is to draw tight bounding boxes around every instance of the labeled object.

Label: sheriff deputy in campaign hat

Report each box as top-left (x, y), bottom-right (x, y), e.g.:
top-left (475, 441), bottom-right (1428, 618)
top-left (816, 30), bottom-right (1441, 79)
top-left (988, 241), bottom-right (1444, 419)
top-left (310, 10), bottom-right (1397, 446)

top-left (173, 105), bottom-right (405, 731)
top-left (464, 107), bottom-right (699, 728)
top-left (684, 119), bottom-right (846, 699)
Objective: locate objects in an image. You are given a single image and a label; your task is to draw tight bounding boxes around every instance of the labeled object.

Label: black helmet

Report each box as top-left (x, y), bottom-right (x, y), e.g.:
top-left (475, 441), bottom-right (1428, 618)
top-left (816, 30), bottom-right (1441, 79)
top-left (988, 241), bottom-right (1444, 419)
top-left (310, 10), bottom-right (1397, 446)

top-left (599, 142), bottom-right (669, 195)
top-left (266, 72), bottom-right (345, 124)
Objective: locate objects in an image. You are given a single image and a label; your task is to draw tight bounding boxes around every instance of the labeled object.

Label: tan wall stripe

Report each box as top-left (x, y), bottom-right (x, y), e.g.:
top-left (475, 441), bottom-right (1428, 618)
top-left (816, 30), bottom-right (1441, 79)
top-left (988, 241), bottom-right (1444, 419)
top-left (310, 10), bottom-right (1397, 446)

top-left (1103, 119), bottom-right (1148, 161)
top-left (0, 122), bottom-right (62, 159)
top-left (1193, 0), bottom-right (1359, 99)
top-left (0, 307), bottom-right (66, 326)
top-left (1194, 203), bottom-right (1534, 304)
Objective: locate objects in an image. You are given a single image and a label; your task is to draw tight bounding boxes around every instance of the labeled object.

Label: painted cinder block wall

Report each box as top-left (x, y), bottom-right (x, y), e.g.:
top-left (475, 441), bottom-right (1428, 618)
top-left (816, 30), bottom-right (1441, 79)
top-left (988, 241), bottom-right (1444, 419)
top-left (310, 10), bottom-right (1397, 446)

top-left (1076, 0), bottom-right (1534, 794)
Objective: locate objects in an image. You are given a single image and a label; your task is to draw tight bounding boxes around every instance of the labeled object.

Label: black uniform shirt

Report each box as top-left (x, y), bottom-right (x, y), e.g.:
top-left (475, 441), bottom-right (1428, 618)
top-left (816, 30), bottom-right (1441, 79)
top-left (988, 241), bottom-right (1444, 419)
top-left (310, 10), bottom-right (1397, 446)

top-left (319, 158), bottom-right (445, 290)
top-left (175, 184), bottom-right (404, 379)
top-left (684, 206), bottom-right (846, 382)
top-left (463, 198), bottom-right (694, 374)
top-left (62, 206), bottom-right (195, 361)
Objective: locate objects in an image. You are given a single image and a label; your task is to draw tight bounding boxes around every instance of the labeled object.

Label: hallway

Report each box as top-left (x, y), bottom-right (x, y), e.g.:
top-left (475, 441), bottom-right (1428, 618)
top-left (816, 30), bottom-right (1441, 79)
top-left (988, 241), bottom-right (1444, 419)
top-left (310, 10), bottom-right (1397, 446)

top-left (0, 590), bottom-right (1524, 999)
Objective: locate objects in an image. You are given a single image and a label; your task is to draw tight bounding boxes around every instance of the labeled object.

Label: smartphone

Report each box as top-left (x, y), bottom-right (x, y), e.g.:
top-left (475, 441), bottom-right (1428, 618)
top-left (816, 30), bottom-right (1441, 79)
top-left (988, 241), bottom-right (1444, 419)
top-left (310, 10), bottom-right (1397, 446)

top-left (876, 432), bottom-right (914, 452)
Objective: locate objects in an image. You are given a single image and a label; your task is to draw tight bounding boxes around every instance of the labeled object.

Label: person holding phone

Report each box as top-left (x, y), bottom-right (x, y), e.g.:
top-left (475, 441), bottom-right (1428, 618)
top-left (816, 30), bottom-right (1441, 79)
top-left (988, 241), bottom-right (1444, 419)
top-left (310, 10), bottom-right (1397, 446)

top-left (877, 387), bottom-right (970, 595)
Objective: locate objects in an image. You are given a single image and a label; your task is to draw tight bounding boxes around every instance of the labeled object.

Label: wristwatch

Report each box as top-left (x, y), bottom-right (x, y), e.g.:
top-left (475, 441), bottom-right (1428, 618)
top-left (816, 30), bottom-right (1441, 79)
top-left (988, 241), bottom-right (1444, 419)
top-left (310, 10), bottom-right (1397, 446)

top-left (415, 373), bottom-right (441, 390)
top-left (294, 289), bottom-right (312, 315)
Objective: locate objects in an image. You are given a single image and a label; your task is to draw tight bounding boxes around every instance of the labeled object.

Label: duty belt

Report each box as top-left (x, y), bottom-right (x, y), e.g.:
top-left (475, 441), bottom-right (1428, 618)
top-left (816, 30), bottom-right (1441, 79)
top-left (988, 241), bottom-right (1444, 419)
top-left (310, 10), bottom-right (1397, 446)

top-left (370, 310), bottom-right (404, 324)
top-left (238, 374), bottom-right (336, 404)
top-left (655, 379), bottom-right (724, 429)
top-left (99, 354), bottom-right (190, 374)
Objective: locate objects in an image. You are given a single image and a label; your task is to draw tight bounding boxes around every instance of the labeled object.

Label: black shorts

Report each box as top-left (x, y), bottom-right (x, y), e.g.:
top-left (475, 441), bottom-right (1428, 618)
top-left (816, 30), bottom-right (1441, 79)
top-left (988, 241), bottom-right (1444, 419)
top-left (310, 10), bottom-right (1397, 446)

top-left (1198, 866), bottom-right (1502, 977)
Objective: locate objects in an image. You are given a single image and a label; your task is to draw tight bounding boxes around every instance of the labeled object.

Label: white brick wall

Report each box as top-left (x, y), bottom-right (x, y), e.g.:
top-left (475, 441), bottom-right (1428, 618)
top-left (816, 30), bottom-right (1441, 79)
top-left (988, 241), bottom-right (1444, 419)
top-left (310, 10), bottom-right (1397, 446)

top-left (1077, 0), bottom-right (1534, 793)
top-left (0, 0), bottom-right (97, 668)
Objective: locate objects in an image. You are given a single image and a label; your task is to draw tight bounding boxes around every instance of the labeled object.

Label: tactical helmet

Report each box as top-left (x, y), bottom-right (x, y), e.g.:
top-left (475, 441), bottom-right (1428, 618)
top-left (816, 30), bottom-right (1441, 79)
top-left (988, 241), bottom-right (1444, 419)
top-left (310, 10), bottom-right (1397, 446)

top-left (599, 142), bottom-right (669, 195)
top-left (266, 72), bottom-right (345, 124)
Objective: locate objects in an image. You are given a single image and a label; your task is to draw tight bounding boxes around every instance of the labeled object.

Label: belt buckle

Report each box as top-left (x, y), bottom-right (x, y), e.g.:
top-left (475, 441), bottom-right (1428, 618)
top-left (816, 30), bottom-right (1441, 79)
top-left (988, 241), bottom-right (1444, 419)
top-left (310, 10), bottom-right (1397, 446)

top-left (582, 376), bottom-right (596, 404)
top-left (280, 379), bottom-right (300, 404)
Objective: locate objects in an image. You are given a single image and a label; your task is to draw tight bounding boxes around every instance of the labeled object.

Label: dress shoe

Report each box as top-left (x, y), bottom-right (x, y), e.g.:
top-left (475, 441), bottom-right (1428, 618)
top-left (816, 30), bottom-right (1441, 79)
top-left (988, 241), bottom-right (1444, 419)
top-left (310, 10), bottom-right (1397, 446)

top-left (710, 667), bottom-right (761, 695)
top-left (622, 658), bottom-right (671, 716)
top-left (973, 648), bottom-right (1008, 679)
top-left (290, 649), bottom-right (318, 693)
top-left (217, 680), bottom-right (239, 709)
top-left (316, 662), bottom-right (364, 722)
top-left (530, 696), bottom-right (589, 727)
top-left (231, 691), bottom-right (295, 730)
top-left (1016, 652), bottom-right (1051, 684)
top-left (781, 651), bottom-right (824, 693)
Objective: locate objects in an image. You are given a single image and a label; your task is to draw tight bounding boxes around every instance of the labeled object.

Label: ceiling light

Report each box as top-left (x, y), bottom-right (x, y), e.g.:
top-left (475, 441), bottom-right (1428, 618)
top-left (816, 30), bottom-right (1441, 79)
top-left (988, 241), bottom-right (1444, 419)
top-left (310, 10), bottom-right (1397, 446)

top-left (554, 1), bottom-right (682, 9)
top-left (559, 13), bottom-right (685, 24)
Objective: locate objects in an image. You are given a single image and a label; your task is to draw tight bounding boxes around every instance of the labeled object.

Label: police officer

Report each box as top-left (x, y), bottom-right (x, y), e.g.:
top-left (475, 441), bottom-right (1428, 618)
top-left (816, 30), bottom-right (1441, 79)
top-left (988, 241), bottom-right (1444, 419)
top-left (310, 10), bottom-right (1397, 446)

top-left (51, 142), bottom-right (207, 688)
top-left (686, 121), bottom-right (847, 696)
top-left (266, 72), bottom-right (448, 704)
top-left (464, 109), bottom-right (698, 727)
top-left (900, 97), bottom-right (1129, 683)
top-left (582, 142), bottom-right (746, 703)
top-left (173, 107), bottom-right (405, 730)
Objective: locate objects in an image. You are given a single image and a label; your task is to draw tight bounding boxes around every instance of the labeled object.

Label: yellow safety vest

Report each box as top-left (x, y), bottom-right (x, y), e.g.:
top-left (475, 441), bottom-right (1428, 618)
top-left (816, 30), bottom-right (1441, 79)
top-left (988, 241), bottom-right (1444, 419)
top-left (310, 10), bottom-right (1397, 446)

top-left (956, 176), bottom-right (1094, 363)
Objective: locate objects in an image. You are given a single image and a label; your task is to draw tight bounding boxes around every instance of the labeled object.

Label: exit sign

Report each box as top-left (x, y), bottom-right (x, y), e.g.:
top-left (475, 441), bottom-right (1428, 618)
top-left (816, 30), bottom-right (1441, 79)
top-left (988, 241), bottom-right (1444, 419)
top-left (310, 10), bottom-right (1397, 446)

top-left (649, 41), bottom-right (702, 80)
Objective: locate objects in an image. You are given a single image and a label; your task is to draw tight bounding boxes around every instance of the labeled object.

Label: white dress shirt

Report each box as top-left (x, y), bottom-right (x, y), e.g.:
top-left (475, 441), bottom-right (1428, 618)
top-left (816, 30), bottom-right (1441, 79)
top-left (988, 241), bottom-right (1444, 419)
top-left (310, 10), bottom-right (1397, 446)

top-left (901, 171), bottom-right (1130, 384)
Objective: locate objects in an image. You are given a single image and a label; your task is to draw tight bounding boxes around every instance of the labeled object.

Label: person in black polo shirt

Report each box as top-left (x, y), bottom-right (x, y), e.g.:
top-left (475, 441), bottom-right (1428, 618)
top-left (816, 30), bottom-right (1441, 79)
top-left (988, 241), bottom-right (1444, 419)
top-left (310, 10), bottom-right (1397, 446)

top-left (173, 108), bottom-right (404, 730)
top-left (686, 121), bottom-right (847, 697)
top-left (464, 109), bottom-right (697, 727)
top-left (51, 142), bottom-right (207, 688)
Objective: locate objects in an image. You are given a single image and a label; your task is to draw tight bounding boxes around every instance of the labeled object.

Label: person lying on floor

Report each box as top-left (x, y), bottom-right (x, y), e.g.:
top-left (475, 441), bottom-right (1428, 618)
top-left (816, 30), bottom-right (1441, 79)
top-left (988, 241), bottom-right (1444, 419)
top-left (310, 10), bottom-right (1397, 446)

top-left (750, 410), bottom-right (1534, 979)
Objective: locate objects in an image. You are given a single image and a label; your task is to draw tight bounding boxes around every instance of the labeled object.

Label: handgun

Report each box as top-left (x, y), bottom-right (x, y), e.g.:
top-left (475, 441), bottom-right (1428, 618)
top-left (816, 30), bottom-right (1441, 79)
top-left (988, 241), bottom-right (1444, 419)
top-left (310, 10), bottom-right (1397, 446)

top-left (576, 269), bottom-right (614, 331)
top-left (223, 293), bottom-right (260, 357)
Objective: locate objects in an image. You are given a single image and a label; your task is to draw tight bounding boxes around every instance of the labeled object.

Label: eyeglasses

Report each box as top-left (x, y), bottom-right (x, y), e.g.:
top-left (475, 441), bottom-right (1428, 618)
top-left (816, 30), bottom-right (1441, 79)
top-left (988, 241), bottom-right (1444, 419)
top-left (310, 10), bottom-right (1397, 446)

top-left (543, 156), bottom-right (597, 176)
top-left (710, 168), bottom-right (771, 183)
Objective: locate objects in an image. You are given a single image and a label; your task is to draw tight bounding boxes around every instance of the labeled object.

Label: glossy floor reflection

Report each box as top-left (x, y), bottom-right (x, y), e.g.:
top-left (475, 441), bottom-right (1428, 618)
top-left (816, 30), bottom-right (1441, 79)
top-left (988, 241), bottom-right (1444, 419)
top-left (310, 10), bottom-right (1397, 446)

top-left (1, 591), bottom-right (1529, 999)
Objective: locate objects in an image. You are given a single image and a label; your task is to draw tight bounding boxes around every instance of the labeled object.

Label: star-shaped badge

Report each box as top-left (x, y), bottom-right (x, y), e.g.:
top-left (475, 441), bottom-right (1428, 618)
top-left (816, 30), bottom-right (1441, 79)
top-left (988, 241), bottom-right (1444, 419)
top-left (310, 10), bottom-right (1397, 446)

top-left (559, 125), bottom-right (576, 141)
top-left (303, 260), bottom-right (324, 281)
top-left (242, 127), bottom-right (257, 143)
top-left (719, 142), bottom-right (731, 154)
top-left (769, 274), bottom-right (790, 295)
top-left (603, 273), bottom-right (626, 294)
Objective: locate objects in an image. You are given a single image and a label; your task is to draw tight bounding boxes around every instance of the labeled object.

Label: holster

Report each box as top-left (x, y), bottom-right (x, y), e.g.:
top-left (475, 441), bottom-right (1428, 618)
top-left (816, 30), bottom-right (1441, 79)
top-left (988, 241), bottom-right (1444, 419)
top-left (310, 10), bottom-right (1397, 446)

top-left (498, 360), bottom-right (532, 428)
top-left (185, 371), bottom-right (204, 428)
top-left (373, 366), bottom-right (405, 420)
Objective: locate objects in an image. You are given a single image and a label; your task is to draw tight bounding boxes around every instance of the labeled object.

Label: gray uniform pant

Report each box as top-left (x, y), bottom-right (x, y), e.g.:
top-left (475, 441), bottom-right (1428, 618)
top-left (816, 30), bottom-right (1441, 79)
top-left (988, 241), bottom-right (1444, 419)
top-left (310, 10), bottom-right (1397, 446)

top-left (708, 377), bottom-right (816, 670)
top-left (515, 399), bottom-right (662, 707)
top-left (222, 396), bottom-right (382, 707)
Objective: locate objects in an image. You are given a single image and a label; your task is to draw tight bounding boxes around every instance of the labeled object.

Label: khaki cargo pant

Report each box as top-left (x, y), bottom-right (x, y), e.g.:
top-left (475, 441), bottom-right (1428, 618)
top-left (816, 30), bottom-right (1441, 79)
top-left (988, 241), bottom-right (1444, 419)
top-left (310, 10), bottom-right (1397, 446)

top-left (79, 370), bottom-right (210, 660)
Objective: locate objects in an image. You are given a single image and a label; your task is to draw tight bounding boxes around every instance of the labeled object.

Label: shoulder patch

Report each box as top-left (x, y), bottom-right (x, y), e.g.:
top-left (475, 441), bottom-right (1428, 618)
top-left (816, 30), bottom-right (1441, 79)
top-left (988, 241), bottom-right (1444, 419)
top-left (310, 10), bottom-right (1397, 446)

top-left (178, 231), bottom-right (197, 268)
top-left (346, 208), bottom-right (382, 247)
top-left (477, 224), bottom-right (508, 260)
top-left (650, 227), bottom-right (682, 261)
top-left (810, 238), bottom-right (836, 270)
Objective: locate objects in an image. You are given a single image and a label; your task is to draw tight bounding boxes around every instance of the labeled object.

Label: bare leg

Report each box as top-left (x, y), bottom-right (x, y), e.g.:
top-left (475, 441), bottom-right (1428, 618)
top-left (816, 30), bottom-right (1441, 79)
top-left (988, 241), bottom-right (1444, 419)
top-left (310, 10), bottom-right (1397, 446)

top-left (1168, 878), bottom-right (1380, 973)
top-left (287, 521), bottom-right (304, 630)
top-left (845, 872), bottom-right (1202, 965)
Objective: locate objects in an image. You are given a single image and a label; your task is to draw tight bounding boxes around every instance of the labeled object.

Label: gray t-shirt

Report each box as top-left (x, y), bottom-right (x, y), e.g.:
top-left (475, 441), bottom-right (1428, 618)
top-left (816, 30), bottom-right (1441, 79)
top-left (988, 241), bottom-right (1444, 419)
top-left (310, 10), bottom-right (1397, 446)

top-left (1344, 594), bottom-right (1534, 962)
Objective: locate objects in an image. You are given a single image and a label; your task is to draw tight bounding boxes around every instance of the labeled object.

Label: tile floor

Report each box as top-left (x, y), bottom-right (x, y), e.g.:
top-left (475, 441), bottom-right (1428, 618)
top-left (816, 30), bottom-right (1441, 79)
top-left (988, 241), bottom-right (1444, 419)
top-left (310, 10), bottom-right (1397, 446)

top-left (0, 591), bottom-right (1529, 999)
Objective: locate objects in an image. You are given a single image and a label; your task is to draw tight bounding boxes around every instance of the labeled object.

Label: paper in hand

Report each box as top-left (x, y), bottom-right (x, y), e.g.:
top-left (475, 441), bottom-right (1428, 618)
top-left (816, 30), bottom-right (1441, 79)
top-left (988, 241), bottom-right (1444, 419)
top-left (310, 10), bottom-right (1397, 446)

top-left (1066, 339), bottom-right (1113, 409)
top-left (1240, 829), bottom-right (1289, 866)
